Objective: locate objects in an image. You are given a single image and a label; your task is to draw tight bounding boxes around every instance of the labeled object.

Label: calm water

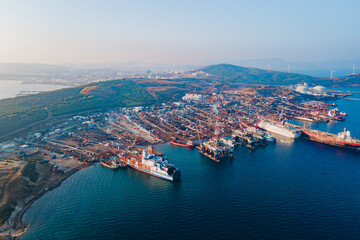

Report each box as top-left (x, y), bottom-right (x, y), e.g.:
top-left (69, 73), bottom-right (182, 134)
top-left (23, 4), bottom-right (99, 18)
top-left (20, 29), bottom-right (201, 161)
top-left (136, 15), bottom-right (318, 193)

top-left (0, 80), bottom-right (67, 100)
top-left (22, 88), bottom-right (360, 240)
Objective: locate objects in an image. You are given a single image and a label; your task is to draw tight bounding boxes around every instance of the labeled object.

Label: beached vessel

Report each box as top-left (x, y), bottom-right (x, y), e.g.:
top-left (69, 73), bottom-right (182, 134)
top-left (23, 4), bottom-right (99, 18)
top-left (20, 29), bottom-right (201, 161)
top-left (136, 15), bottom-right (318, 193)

top-left (302, 128), bottom-right (360, 150)
top-left (258, 120), bottom-right (301, 139)
top-left (100, 159), bottom-right (120, 169)
top-left (119, 146), bottom-right (181, 181)
top-left (170, 139), bottom-right (195, 147)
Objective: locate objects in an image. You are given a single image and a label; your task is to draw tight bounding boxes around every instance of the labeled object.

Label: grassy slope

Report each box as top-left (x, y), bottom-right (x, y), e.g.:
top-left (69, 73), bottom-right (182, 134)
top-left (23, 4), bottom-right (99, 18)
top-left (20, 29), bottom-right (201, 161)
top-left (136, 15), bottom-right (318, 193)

top-left (0, 79), bottom-right (155, 137)
top-left (200, 64), bottom-right (324, 85)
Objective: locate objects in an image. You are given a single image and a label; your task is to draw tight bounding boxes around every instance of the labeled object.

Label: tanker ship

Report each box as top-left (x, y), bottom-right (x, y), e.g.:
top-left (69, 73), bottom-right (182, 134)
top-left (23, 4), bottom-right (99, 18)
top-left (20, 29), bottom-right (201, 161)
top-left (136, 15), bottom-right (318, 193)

top-left (302, 128), bottom-right (360, 151)
top-left (258, 120), bottom-right (302, 139)
top-left (119, 146), bottom-right (181, 181)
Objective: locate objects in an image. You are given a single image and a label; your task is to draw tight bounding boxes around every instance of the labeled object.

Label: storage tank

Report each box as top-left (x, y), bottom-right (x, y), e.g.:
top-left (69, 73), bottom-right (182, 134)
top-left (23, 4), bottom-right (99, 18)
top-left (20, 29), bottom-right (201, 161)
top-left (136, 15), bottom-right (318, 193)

top-left (313, 86), bottom-right (326, 94)
top-left (295, 85), bottom-right (309, 94)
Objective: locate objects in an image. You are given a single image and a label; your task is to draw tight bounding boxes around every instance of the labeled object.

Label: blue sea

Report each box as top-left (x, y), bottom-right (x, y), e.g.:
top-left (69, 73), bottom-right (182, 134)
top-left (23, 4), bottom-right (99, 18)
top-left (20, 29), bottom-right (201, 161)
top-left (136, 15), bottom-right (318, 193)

top-left (22, 88), bottom-right (360, 240)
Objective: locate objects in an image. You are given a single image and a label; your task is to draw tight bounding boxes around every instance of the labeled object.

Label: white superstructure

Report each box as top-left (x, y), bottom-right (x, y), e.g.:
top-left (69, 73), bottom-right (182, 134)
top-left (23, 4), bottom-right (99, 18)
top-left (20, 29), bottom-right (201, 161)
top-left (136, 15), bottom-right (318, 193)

top-left (258, 120), bottom-right (302, 139)
top-left (119, 147), bottom-right (181, 181)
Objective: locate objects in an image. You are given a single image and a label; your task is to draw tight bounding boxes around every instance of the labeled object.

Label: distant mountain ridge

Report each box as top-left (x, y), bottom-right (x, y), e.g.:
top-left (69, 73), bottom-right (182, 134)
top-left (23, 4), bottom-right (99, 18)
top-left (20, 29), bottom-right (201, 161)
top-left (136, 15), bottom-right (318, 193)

top-left (224, 58), bottom-right (360, 78)
top-left (198, 63), bottom-right (360, 87)
top-left (0, 63), bottom-right (73, 74)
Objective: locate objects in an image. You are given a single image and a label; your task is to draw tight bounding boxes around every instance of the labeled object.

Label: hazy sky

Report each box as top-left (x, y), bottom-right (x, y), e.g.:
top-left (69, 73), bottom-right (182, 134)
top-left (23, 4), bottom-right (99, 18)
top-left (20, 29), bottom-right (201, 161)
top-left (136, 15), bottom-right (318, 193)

top-left (1, 0), bottom-right (359, 65)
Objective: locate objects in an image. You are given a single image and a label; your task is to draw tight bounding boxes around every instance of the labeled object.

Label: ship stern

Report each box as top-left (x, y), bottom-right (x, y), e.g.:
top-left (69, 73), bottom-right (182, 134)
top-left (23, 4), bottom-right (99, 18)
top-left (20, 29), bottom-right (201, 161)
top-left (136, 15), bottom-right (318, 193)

top-left (172, 169), bottom-right (181, 181)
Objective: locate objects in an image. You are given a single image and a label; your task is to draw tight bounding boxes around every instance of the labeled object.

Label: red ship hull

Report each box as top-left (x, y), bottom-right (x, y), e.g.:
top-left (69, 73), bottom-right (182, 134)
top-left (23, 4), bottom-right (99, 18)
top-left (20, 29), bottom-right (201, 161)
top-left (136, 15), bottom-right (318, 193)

top-left (170, 140), bottom-right (195, 148)
top-left (303, 131), bottom-right (360, 150)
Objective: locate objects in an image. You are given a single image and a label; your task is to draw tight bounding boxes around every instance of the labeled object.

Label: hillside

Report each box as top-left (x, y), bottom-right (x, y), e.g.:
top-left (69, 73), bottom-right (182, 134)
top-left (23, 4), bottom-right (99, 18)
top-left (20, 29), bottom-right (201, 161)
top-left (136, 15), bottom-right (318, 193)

top-left (199, 64), bottom-right (360, 87)
top-left (322, 73), bottom-right (360, 87)
top-left (0, 79), bottom-right (155, 139)
top-left (199, 64), bottom-right (316, 85)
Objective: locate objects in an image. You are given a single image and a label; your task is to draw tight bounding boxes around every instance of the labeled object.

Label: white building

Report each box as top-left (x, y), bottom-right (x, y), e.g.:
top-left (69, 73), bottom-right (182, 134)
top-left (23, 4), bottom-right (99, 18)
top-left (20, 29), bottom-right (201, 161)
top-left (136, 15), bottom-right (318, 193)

top-left (295, 83), bottom-right (309, 94)
top-left (182, 93), bottom-right (205, 101)
top-left (312, 86), bottom-right (327, 94)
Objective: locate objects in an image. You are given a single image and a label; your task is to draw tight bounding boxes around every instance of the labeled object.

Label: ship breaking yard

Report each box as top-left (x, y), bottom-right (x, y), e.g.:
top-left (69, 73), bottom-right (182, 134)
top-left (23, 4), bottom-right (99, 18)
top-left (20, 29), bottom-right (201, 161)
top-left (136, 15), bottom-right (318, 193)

top-left (1, 85), bottom-right (357, 175)
top-left (1, 83), bottom-right (360, 236)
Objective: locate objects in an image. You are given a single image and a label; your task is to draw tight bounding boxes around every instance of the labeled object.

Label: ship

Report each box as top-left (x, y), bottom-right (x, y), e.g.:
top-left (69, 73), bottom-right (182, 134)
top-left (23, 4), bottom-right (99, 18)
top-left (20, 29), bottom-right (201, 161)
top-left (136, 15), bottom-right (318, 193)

top-left (302, 128), bottom-right (360, 151)
top-left (197, 138), bottom-right (234, 162)
top-left (333, 108), bottom-right (347, 116)
top-left (245, 126), bottom-right (276, 142)
top-left (257, 119), bottom-right (302, 139)
top-left (311, 109), bottom-right (345, 121)
top-left (119, 146), bottom-right (181, 181)
top-left (100, 159), bottom-right (120, 169)
top-left (219, 137), bottom-right (236, 149)
top-left (196, 120), bottom-right (234, 161)
top-left (170, 139), bottom-right (195, 147)
top-left (293, 116), bottom-right (323, 123)
top-left (232, 129), bottom-right (262, 149)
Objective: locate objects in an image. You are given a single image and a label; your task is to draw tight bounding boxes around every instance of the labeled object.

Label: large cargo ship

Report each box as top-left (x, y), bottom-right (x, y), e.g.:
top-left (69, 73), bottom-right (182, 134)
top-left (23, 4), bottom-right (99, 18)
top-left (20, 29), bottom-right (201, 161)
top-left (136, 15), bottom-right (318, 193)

top-left (302, 128), bottom-right (360, 150)
top-left (119, 146), bottom-right (181, 181)
top-left (258, 120), bottom-right (302, 139)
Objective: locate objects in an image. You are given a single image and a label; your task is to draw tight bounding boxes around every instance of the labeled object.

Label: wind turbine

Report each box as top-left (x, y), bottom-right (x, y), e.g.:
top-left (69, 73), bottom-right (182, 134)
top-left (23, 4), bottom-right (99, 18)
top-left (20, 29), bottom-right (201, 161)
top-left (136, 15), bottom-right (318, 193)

top-left (267, 63), bottom-right (271, 73)
top-left (353, 64), bottom-right (356, 75)
top-left (330, 68), bottom-right (336, 79)
top-left (288, 64), bottom-right (290, 73)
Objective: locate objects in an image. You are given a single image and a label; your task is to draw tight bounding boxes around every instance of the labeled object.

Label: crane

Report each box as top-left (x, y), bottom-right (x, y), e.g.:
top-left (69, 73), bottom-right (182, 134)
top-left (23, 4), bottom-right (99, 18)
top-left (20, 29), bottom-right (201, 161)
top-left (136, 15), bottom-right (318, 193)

top-left (129, 131), bottom-right (140, 149)
top-left (43, 133), bottom-right (53, 156)
top-left (195, 124), bottom-right (202, 146)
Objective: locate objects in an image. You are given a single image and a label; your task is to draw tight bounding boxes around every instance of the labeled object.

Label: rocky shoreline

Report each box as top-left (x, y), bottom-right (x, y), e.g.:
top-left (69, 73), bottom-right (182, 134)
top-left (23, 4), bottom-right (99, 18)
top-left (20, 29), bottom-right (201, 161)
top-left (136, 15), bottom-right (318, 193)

top-left (0, 162), bottom-right (92, 239)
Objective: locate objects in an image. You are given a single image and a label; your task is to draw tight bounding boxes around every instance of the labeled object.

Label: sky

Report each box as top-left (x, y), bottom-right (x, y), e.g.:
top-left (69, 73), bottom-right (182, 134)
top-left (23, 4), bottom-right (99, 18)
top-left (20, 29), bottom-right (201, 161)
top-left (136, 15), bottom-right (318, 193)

top-left (0, 0), bottom-right (359, 65)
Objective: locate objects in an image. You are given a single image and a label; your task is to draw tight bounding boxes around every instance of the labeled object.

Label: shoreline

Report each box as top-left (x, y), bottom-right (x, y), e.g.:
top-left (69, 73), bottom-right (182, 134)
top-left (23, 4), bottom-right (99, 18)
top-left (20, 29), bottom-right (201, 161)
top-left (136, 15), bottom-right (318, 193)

top-left (0, 162), bottom-right (93, 239)
top-left (0, 79), bottom-right (73, 87)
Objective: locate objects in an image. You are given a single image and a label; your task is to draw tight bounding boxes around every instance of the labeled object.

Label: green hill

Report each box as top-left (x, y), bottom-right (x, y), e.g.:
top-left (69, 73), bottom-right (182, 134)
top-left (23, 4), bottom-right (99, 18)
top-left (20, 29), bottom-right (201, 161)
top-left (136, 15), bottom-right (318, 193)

top-left (0, 79), bottom-right (155, 139)
top-left (200, 64), bottom-right (320, 85)
top-left (200, 64), bottom-right (360, 86)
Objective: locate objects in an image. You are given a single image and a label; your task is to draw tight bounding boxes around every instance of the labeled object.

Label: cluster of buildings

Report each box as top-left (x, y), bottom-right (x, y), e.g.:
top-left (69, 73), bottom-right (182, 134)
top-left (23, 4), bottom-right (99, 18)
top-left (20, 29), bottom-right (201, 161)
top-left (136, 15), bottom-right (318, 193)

top-left (1, 83), bottom-right (352, 167)
top-left (182, 93), bottom-right (206, 101)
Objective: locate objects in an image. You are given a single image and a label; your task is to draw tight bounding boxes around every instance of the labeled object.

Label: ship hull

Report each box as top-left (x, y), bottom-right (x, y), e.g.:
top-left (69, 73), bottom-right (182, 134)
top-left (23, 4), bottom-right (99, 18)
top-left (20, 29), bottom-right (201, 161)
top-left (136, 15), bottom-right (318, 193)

top-left (258, 122), bottom-right (301, 139)
top-left (303, 131), bottom-right (360, 150)
top-left (100, 161), bottom-right (119, 169)
top-left (293, 116), bottom-right (315, 122)
top-left (170, 140), bottom-right (195, 148)
top-left (120, 157), bottom-right (181, 181)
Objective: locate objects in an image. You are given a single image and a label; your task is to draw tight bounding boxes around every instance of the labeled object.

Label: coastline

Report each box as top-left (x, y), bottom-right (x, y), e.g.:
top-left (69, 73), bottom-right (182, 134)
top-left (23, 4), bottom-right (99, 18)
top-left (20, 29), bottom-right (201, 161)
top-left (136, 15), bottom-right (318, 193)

top-left (0, 162), bottom-right (93, 239)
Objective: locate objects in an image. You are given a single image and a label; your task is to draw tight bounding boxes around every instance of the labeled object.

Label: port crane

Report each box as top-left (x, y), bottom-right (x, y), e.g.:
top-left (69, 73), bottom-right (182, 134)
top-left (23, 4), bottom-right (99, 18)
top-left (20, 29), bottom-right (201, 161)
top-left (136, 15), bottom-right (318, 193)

top-left (195, 124), bottom-right (202, 146)
top-left (42, 133), bottom-right (53, 156)
top-left (129, 130), bottom-right (140, 149)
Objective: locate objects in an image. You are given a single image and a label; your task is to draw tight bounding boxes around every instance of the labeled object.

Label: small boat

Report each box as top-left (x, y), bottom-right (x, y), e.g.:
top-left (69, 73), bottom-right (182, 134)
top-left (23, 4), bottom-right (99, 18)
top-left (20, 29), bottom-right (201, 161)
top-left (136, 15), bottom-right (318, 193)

top-left (170, 140), bottom-right (195, 147)
top-left (338, 112), bottom-right (348, 116)
top-left (100, 159), bottom-right (120, 169)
